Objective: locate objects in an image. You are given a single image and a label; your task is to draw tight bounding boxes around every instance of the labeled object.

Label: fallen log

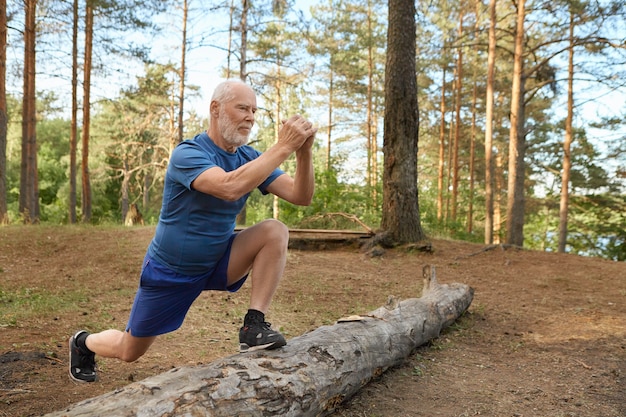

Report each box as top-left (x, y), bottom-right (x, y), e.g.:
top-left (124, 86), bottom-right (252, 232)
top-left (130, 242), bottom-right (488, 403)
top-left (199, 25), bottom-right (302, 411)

top-left (46, 266), bottom-right (473, 417)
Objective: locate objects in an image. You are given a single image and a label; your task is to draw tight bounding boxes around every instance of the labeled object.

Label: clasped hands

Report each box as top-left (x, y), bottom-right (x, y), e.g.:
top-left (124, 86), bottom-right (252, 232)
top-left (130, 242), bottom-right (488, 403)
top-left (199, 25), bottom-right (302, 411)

top-left (278, 114), bottom-right (317, 153)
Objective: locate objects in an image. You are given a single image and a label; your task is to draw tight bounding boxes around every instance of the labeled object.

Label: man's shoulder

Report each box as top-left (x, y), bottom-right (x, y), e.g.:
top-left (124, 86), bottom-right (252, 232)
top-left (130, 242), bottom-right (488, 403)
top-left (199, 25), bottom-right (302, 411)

top-left (177, 132), bottom-right (209, 148)
top-left (236, 145), bottom-right (262, 160)
top-left (173, 133), bottom-right (215, 156)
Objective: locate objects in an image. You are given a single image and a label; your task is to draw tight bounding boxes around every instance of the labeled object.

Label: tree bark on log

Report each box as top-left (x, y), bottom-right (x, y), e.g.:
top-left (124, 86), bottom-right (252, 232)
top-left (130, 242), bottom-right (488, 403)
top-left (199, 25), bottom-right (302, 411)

top-left (47, 266), bottom-right (473, 417)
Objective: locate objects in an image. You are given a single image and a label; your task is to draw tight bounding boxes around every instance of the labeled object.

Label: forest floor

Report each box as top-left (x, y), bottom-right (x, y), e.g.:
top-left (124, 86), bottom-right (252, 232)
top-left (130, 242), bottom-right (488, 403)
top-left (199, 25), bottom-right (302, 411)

top-left (0, 225), bottom-right (624, 417)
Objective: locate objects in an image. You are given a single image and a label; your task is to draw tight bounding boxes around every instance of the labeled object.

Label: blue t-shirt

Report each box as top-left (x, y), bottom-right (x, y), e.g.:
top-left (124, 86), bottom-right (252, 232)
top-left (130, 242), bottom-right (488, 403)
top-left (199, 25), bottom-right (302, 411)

top-left (147, 132), bottom-right (284, 275)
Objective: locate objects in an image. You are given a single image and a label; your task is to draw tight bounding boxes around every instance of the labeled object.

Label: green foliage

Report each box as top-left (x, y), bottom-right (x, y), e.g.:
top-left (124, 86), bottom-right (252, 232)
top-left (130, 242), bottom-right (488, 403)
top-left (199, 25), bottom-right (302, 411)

top-left (36, 118), bottom-right (70, 223)
top-left (3, 95), bottom-right (74, 223)
top-left (242, 156), bottom-right (382, 231)
top-left (523, 192), bottom-right (626, 261)
top-left (567, 194), bottom-right (626, 260)
top-left (418, 182), bottom-right (484, 244)
top-left (279, 163), bottom-right (381, 230)
top-left (91, 63), bottom-right (184, 222)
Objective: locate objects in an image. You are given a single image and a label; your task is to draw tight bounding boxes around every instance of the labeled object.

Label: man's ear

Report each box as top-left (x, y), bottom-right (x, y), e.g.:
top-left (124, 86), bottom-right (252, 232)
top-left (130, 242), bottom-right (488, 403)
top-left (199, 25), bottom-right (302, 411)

top-left (210, 100), bottom-right (220, 117)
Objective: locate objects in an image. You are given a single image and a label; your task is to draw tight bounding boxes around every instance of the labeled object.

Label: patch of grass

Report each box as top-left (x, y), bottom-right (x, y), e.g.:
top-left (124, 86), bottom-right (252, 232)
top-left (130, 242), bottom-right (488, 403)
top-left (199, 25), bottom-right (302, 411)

top-left (428, 337), bottom-right (454, 351)
top-left (470, 302), bottom-right (486, 315)
top-left (507, 340), bottom-right (525, 352)
top-left (447, 313), bottom-right (474, 332)
top-left (411, 365), bottom-right (424, 377)
top-left (0, 287), bottom-right (89, 327)
top-left (439, 310), bottom-right (477, 341)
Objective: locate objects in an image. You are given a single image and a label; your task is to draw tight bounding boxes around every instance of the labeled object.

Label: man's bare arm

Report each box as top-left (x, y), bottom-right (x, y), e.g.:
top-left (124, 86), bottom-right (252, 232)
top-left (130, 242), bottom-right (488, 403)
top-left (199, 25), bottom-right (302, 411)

top-left (266, 135), bottom-right (315, 206)
top-left (191, 115), bottom-right (314, 201)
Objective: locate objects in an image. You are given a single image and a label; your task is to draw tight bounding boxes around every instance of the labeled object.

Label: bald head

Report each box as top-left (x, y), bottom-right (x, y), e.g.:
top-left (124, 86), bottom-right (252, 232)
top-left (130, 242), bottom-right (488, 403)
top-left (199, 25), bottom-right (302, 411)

top-left (211, 80), bottom-right (254, 107)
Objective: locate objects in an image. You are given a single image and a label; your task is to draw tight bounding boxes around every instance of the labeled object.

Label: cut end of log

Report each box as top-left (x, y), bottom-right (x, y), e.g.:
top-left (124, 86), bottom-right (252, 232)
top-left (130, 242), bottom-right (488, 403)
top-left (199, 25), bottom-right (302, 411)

top-left (422, 265), bottom-right (439, 295)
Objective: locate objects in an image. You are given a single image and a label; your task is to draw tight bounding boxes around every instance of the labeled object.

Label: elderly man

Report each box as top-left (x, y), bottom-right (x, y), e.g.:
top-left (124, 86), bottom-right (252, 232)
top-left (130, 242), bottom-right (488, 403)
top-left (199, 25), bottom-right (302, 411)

top-left (69, 79), bottom-right (317, 382)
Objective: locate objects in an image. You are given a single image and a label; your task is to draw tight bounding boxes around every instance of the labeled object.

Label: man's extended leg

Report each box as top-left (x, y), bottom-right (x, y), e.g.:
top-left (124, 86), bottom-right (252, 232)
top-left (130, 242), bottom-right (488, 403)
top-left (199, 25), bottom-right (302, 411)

top-left (69, 329), bottom-right (156, 382)
top-left (85, 329), bottom-right (156, 362)
top-left (228, 219), bottom-right (289, 351)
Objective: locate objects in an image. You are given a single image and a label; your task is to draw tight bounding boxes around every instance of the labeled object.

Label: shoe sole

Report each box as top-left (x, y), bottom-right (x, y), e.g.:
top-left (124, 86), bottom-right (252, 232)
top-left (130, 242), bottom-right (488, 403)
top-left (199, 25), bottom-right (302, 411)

top-left (68, 337), bottom-right (84, 383)
top-left (239, 341), bottom-right (285, 353)
top-left (68, 336), bottom-right (96, 383)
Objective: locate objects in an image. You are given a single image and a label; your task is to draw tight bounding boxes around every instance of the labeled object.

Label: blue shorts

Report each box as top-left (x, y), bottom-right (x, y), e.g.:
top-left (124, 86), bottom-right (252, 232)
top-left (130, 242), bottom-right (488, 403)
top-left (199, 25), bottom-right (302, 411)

top-left (125, 234), bottom-right (248, 337)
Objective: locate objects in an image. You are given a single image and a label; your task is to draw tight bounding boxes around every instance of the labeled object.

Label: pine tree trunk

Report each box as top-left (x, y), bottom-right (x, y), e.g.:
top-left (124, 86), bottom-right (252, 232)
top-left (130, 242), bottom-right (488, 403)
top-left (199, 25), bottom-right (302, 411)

top-left (371, 106), bottom-right (379, 204)
top-left (326, 71), bottom-right (333, 172)
top-left (226, 0), bottom-right (234, 76)
top-left (177, 0), bottom-right (187, 146)
top-left (0, 0), bottom-right (8, 224)
top-left (120, 158), bottom-right (130, 224)
top-left (240, 0), bottom-right (248, 80)
top-left (366, 0), bottom-right (374, 195)
top-left (484, 0), bottom-right (497, 244)
top-left (272, 75), bottom-right (282, 220)
top-left (44, 269), bottom-right (473, 417)
top-left (69, 0), bottom-right (79, 224)
top-left (445, 114), bottom-right (454, 223)
top-left (494, 149), bottom-right (504, 244)
top-left (505, 0), bottom-right (526, 246)
top-left (451, 11), bottom-right (464, 222)
top-left (235, 0), bottom-right (249, 226)
top-left (558, 11), bottom-right (575, 253)
top-left (81, 2), bottom-right (94, 223)
top-left (437, 66), bottom-right (446, 223)
top-left (381, 0), bottom-right (424, 243)
top-left (468, 0), bottom-right (481, 235)
top-left (20, 0), bottom-right (38, 224)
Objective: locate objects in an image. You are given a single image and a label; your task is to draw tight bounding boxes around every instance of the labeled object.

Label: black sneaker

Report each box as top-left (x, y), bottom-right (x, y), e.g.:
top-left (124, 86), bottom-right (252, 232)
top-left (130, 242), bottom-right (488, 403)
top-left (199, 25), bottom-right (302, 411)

top-left (239, 321), bottom-right (287, 353)
top-left (69, 330), bottom-right (97, 383)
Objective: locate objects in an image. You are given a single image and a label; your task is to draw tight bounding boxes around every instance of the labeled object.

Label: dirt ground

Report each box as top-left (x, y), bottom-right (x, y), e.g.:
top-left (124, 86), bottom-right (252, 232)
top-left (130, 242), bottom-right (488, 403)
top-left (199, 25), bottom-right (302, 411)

top-left (0, 225), bottom-right (624, 417)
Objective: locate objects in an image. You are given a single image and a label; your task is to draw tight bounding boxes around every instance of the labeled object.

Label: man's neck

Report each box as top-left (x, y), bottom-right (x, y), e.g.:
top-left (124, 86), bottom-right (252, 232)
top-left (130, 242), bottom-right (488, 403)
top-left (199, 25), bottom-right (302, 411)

top-left (206, 129), bottom-right (238, 153)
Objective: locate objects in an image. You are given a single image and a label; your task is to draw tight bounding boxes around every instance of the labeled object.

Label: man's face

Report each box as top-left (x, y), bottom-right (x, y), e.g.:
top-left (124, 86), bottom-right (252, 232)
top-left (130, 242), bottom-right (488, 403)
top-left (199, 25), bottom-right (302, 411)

top-left (218, 109), bottom-right (251, 148)
top-left (217, 86), bottom-right (257, 148)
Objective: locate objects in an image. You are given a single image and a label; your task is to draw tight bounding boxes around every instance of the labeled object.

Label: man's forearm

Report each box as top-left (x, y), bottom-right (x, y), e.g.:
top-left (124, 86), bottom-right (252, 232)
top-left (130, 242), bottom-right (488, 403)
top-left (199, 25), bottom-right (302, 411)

top-left (292, 149), bottom-right (315, 206)
top-left (192, 143), bottom-right (293, 201)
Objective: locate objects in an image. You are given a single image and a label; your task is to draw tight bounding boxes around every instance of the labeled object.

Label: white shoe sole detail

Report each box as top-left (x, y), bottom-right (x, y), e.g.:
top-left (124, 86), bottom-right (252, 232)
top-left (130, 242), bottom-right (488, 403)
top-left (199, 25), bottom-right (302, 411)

top-left (68, 337), bottom-right (88, 383)
top-left (239, 342), bottom-right (279, 353)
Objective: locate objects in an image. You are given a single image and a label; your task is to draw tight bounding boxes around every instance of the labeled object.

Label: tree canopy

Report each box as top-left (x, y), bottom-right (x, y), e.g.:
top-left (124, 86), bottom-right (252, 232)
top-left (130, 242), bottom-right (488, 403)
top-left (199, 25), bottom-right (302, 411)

top-left (1, 0), bottom-right (624, 260)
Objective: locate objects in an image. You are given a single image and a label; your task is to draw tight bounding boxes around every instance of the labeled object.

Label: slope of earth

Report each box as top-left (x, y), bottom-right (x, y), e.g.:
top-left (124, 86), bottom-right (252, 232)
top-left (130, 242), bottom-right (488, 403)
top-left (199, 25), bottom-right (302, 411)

top-left (0, 226), bottom-right (624, 417)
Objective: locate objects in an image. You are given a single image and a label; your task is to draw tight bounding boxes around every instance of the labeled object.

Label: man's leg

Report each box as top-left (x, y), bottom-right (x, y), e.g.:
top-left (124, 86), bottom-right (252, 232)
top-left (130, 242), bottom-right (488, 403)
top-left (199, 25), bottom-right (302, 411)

top-left (85, 329), bottom-right (156, 362)
top-left (228, 219), bottom-right (289, 352)
top-left (69, 329), bottom-right (156, 383)
top-left (227, 218), bottom-right (289, 313)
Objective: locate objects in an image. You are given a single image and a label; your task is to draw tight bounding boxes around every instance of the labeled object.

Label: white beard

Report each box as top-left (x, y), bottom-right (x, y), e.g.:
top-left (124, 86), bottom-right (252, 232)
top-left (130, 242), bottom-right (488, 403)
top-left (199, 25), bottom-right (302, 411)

top-left (218, 112), bottom-right (250, 148)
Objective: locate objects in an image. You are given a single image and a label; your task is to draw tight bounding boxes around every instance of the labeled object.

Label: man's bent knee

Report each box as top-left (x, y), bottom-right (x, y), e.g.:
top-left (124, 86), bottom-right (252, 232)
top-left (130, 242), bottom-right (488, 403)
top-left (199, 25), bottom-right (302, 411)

top-left (119, 347), bottom-right (147, 363)
top-left (119, 333), bottom-right (155, 362)
top-left (258, 219), bottom-right (289, 244)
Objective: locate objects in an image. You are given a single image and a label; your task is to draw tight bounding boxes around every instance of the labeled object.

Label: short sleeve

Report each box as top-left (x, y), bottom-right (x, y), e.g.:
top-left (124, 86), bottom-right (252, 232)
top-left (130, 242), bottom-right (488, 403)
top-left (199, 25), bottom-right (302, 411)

top-left (168, 142), bottom-right (216, 190)
top-left (258, 169), bottom-right (285, 194)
